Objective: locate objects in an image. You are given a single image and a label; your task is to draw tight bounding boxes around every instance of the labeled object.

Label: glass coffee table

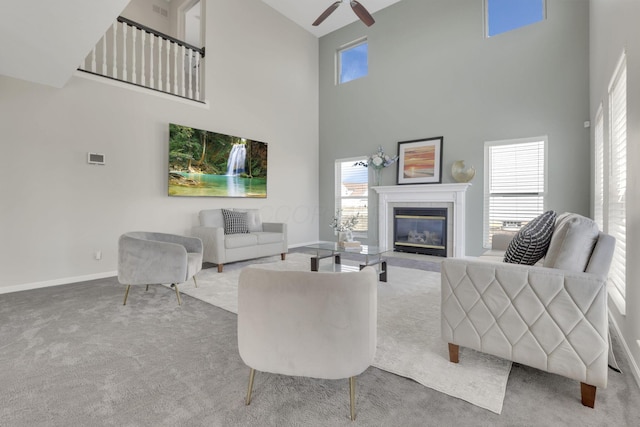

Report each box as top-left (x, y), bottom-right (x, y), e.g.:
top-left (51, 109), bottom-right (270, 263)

top-left (303, 242), bottom-right (389, 282)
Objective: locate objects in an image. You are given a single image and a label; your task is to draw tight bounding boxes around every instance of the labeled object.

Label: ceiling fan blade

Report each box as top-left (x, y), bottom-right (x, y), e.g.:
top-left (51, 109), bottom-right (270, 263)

top-left (350, 0), bottom-right (375, 27)
top-left (313, 2), bottom-right (341, 26)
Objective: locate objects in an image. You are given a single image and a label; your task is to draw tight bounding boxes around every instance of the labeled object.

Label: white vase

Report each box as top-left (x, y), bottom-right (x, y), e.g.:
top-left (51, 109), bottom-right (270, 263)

top-left (338, 230), bottom-right (354, 243)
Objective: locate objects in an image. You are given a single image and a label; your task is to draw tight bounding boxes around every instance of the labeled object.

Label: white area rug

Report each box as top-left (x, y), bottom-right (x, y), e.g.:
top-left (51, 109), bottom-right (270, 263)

top-left (178, 253), bottom-right (511, 414)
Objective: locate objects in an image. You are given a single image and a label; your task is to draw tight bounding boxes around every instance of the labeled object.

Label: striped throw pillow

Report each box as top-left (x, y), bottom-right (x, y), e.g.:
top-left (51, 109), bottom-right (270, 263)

top-left (504, 210), bottom-right (557, 265)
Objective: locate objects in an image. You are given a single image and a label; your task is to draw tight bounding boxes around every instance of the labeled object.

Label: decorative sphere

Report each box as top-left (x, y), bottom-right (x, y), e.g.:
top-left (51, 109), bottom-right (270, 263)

top-left (452, 160), bottom-right (476, 183)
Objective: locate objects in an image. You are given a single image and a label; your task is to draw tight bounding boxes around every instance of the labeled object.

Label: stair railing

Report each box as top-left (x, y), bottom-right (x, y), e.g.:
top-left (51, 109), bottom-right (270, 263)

top-left (79, 16), bottom-right (205, 102)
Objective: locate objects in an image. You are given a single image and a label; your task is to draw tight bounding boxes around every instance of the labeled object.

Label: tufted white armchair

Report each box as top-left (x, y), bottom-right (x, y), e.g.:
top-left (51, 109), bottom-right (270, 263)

top-left (441, 213), bottom-right (615, 408)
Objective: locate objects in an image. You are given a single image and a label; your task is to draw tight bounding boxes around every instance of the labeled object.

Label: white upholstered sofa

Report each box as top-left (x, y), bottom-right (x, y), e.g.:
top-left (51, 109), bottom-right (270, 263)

top-left (441, 212), bottom-right (615, 408)
top-left (191, 208), bottom-right (287, 272)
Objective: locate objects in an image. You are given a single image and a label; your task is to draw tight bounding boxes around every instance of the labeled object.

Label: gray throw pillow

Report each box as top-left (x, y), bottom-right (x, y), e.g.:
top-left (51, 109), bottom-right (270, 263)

top-left (222, 209), bottom-right (249, 235)
top-left (504, 210), bottom-right (557, 265)
top-left (543, 212), bottom-right (600, 272)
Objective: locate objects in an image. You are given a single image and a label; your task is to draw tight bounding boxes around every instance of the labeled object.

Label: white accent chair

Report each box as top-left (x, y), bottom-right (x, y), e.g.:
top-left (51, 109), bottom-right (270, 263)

top-left (441, 213), bottom-right (615, 408)
top-left (237, 266), bottom-right (377, 421)
top-left (117, 232), bottom-right (203, 306)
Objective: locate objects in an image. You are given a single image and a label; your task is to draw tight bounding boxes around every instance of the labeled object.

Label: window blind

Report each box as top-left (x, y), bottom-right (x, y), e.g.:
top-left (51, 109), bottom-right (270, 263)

top-left (336, 159), bottom-right (368, 233)
top-left (594, 105), bottom-right (604, 230)
top-left (484, 139), bottom-right (546, 247)
top-left (608, 58), bottom-right (627, 300)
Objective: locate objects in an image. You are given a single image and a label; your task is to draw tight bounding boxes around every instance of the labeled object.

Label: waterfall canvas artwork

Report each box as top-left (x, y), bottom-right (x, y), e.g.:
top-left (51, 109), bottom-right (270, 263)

top-left (168, 123), bottom-right (268, 198)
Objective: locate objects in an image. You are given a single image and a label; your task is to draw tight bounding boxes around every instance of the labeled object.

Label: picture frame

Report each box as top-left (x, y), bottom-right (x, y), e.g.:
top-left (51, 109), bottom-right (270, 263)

top-left (397, 136), bottom-right (443, 185)
top-left (168, 123), bottom-right (268, 198)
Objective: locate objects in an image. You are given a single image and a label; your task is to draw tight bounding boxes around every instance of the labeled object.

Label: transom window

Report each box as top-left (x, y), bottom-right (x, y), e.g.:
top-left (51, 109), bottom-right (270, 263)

top-left (485, 0), bottom-right (546, 37)
top-left (335, 158), bottom-right (369, 237)
top-left (337, 38), bottom-right (368, 84)
top-left (484, 137), bottom-right (547, 247)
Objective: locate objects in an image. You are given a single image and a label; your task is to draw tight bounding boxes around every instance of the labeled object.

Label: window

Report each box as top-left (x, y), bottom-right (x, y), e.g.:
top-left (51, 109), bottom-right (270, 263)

top-left (337, 38), bottom-right (368, 84)
top-left (593, 104), bottom-right (604, 230)
top-left (484, 137), bottom-right (547, 247)
top-left (335, 158), bottom-right (369, 236)
top-left (608, 52), bottom-right (627, 306)
top-left (485, 0), bottom-right (546, 37)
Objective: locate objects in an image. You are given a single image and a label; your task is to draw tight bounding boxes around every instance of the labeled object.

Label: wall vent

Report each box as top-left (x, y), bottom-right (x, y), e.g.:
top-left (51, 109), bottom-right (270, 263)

top-left (152, 4), bottom-right (168, 18)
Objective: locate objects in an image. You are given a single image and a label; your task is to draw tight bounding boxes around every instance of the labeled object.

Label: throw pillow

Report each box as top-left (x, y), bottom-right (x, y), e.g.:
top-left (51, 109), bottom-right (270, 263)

top-left (222, 209), bottom-right (249, 235)
top-left (543, 212), bottom-right (600, 272)
top-left (234, 209), bottom-right (262, 232)
top-left (504, 210), bottom-right (557, 265)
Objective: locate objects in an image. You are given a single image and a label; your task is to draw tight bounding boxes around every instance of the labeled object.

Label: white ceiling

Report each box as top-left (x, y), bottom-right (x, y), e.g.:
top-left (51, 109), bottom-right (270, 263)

top-left (0, 0), bottom-right (131, 88)
top-left (0, 0), bottom-right (401, 89)
top-left (262, 0), bottom-right (403, 37)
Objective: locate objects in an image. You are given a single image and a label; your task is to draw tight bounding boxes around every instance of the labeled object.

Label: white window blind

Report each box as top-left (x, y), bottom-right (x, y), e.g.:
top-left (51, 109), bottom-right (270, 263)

top-left (593, 105), bottom-right (604, 230)
top-left (335, 159), bottom-right (368, 234)
top-left (608, 54), bottom-right (627, 300)
top-left (484, 138), bottom-right (546, 247)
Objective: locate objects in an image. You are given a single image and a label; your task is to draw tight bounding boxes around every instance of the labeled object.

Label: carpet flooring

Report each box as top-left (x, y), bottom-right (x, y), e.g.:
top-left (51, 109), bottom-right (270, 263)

top-left (177, 253), bottom-right (511, 413)
top-left (1, 251), bottom-right (639, 426)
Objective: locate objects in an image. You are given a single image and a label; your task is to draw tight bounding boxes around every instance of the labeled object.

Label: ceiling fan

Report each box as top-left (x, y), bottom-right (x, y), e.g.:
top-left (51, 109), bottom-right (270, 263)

top-left (312, 1), bottom-right (375, 27)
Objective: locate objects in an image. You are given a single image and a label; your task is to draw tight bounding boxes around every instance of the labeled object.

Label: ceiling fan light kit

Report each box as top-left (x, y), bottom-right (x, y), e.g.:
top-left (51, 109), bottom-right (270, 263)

top-left (313, 0), bottom-right (375, 27)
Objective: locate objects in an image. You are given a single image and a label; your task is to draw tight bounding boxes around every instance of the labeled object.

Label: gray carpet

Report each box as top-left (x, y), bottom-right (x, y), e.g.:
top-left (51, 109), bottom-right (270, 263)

top-left (1, 252), bottom-right (639, 426)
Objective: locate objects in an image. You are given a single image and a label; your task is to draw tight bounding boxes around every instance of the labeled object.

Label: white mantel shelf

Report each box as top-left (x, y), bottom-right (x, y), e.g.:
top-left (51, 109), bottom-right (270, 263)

top-left (373, 183), bottom-right (471, 257)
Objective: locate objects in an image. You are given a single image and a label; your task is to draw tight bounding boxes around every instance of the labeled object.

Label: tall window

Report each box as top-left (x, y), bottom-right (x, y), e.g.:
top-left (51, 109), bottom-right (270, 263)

top-left (608, 52), bottom-right (627, 305)
top-left (335, 158), bottom-right (369, 236)
top-left (484, 137), bottom-right (547, 247)
top-left (485, 0), bottom-right (546, 37)
top-left (593, 105), bottom-right (604, 230)
top-left (337, 38), bottom-right (368, 84)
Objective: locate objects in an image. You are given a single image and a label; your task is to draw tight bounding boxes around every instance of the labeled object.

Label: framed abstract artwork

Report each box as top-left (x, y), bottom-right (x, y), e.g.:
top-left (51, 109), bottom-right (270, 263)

top-left (397, 136), bottom-right (443, 185)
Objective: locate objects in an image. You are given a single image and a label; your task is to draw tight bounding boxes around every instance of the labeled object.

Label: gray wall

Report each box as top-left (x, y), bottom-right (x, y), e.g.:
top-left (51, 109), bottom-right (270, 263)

top-left (319, 0), bottom-right (591, 255)
top-left (590, 0), bottom-right (640, 387)
top-left (0, 0), bottom-right (319, 290)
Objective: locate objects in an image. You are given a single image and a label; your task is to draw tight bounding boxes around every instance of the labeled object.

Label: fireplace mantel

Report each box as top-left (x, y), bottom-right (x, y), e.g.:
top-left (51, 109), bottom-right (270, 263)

top-left (373, 183), bottom-right (471, 257)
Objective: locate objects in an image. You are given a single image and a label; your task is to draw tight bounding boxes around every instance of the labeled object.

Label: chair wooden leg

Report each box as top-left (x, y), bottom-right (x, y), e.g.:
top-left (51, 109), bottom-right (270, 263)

top-left (217, 264), bottom-right (223, 273)
top-left (123, 285), bottom-right (131, 305)
top-left (245, 368), bottom-right (256, 405)
top-left (281, 253), bottom-right (286, 261)
top-left (349, 376), bottom-right (356, 421)
top-left (173, 283), bottom-right (182, 306)
top-left (448, 343), bottom-right (459, 363)
top-left (581, 382), bottom-right (596, 408)
top-left (193, 276), bottom-right (198, 288)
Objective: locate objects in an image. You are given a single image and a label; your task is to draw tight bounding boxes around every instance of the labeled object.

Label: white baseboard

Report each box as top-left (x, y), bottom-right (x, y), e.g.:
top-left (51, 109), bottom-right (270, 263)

top-left (608, 312), bottom-right (640, 389)
top-left (0, 271), bottom-right (117, 295)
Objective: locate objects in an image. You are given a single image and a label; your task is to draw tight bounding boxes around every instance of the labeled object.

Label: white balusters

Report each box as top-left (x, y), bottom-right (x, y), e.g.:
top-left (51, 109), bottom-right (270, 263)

top-left (187, 49), bottom-right (193, 99)
top-left (101, 35), bottom-right (107, 75)
top-left (80, 18), bottom-right (204, 101)
top-left (165, 39), bottom-right (171, 94)
top-left (140, 31), bottom-right (146, 86)
top-left (90, 47), bottom-right (97, 73)
top-left (112, 22), bottom-right (117, 78)
top-left (173, 45), bottom-right (179, 95)
top-left (131, 29), bottom-right (137, 84)
top-left (121, 22), bottom-right (127, 81)
top-left (149, 35), bottom-right (155, 89)
top-left (157, 37), bottom-right (163, 91)
top-left (181, 45), bottom-right (186, 97)
top-left (194, 54), bottom-right (200, 101)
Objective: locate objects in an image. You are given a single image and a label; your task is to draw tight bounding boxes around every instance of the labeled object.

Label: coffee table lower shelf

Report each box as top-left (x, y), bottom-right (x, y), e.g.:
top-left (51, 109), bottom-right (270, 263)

top-left (307, 243), bottom-right (388, 282)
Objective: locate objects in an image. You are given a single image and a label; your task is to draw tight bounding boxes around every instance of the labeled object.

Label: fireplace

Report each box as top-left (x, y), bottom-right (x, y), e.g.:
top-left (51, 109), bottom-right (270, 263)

top-left (373, 183), bottom-right (470, 257)
top-left (393, 207), bottom-right (447, 257)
